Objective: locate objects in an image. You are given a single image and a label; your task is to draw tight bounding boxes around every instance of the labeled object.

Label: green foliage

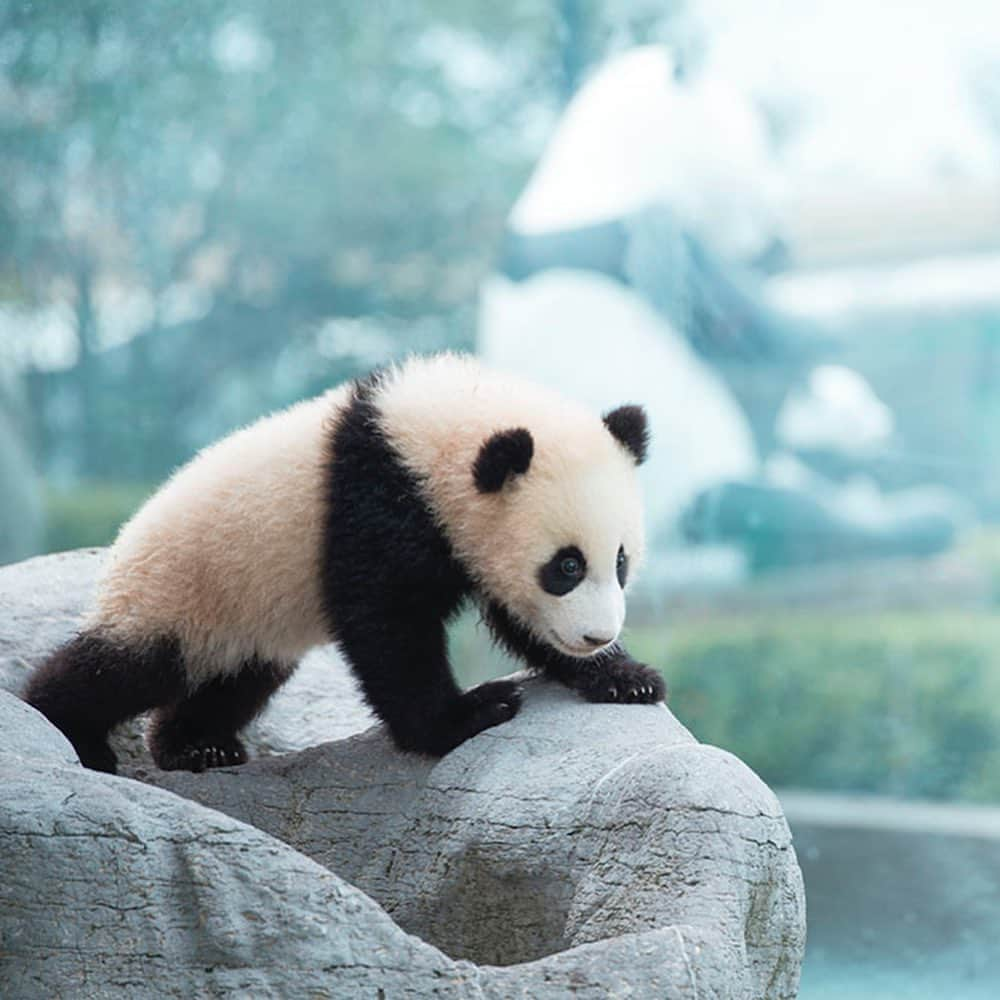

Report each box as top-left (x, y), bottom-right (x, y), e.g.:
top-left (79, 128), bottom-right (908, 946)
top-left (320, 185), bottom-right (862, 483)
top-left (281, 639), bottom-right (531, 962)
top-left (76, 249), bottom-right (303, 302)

top-left (959, 527), bottom-right (1000, 604)
top-left (0, 375), bottom-right (43, 565)
top-left (2, 0), bottom-right (683, 494)
top-left (627, 614), bottom-right (1000, 804)
top-left (43, 481), bottom-right (151, 553)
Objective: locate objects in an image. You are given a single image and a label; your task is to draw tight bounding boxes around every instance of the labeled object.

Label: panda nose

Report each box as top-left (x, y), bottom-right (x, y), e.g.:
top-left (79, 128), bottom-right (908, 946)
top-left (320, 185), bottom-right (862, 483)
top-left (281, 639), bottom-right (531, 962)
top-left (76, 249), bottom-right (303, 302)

top-left (583, 634), bottom-right (614, 648)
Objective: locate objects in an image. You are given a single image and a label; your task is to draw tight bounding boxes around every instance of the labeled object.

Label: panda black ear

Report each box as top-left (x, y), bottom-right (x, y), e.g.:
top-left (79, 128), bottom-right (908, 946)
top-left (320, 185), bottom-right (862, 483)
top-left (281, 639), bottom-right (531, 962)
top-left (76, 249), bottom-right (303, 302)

top-left (473, 428), bottom-right (534, 493)
top-left (603, 405), bottom-right (649, 465)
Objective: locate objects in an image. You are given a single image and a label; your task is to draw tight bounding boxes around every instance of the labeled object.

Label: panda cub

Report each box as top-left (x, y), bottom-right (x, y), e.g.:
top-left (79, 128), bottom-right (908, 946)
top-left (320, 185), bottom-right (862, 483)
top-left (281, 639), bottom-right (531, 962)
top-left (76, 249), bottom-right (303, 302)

top-left (26, 354), bottom-right (664, 773)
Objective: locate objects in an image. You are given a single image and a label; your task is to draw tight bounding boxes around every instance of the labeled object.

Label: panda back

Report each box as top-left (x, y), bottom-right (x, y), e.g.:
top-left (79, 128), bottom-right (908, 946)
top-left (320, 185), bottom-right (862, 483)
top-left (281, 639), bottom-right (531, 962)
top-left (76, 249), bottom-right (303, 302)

top-left (92, 387), bottom-right (350, 673)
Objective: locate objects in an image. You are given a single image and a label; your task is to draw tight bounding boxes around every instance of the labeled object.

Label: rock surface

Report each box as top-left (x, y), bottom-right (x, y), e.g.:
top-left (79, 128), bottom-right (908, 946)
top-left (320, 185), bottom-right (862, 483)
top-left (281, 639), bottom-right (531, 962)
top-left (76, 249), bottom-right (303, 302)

top-left (0, 550), bottom-right (806, 997)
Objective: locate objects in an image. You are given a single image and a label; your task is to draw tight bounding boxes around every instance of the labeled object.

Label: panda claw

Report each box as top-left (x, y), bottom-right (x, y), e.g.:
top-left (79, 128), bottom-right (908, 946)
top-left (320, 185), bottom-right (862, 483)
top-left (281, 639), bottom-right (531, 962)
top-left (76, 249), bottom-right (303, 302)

top-left (152, 737), bottom-right (247, 772)
top-left (575, 660), bottom-right (665, 705)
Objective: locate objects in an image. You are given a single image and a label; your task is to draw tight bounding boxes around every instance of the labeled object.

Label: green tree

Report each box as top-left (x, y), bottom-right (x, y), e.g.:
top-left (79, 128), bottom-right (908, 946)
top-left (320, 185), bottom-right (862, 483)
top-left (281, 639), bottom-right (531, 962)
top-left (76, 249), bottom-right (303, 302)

top-left (1, 0), bottom-right (682, 499)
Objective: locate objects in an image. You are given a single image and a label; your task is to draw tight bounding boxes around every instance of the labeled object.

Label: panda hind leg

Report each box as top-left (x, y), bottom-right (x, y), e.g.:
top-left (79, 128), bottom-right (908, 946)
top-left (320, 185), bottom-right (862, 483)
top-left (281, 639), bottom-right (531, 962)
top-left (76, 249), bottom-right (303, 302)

top-left (24, 630), bottom-right (186, 775)
top-left (148, 657), bottom-right (292, 772)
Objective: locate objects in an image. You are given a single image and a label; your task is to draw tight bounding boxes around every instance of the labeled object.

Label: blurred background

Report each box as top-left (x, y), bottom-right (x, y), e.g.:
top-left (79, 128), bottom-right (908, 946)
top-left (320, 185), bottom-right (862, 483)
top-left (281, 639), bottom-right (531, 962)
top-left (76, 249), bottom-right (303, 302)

top-left (3, 0), bottom-right (1000, 995)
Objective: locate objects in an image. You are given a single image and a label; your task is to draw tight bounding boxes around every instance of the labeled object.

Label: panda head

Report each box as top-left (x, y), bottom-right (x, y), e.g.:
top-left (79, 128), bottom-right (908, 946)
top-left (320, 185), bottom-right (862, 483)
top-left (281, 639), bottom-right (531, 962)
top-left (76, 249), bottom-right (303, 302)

top-left (471, 404), bottom-right (648, 658)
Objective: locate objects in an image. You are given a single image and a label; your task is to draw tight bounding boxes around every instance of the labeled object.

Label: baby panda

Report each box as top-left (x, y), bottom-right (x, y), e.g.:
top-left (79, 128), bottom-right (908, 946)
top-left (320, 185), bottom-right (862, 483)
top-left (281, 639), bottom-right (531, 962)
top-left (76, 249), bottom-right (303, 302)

top-left (26, 354), bottom-right (664, 773)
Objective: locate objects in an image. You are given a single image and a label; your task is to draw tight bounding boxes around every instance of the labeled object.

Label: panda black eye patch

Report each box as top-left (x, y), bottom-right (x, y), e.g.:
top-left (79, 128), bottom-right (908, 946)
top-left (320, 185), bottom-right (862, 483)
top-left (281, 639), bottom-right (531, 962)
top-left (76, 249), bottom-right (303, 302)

top-left (539, 546), bottom-right (587, 596)
top-left (616, 545), bottom-right (629, 588)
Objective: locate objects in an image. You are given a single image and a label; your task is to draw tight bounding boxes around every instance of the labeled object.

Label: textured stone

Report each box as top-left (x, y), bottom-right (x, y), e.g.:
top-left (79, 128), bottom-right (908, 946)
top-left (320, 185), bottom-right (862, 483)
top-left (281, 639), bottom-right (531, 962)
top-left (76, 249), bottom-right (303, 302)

top-left (1, 550), bottom-right (806, 997)
top-left (0, 685), bottom-right (78, 767)
top-left (0, 723), bottom-right (467, 1000)
top-left (147, 680), bottom-right (805, 996)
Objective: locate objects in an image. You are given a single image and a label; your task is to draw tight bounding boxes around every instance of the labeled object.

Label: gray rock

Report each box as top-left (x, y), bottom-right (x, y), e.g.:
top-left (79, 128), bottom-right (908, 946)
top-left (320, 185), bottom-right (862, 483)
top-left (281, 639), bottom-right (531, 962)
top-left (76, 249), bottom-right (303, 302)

top-left (0, 685), bottom-right (78, 767)
top-left (1, 550), bottom-right (806, 997)
top-left (0, 715), bottom-right (470, 1000)
top-left (147, 680), bottom-right (805, 996)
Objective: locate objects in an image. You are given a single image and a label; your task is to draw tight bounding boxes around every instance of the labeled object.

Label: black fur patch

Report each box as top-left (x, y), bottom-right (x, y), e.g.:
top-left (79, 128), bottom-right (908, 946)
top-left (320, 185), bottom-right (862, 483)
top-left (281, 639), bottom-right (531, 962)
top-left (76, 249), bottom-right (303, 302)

top-left (24, 630), bottom-right (292, 774)
top-left (148, 657), bottom-right (292, 772)
top-left (538, 545), bottom-right (586, 596)
top-left (24, 630), bottom-right (186, 774)
top-left (603, 405), bottom-right (649, 465)
top-left (484, 599), bottom-right (571, 671)
top-left (322, 376), bottom-right (523, 755)
top-left (472, 427), bottom-right (534, 493)
top-left (552, 651), bottom-right (666, 704)
top-left (484, 600), bottom-right (665, 703)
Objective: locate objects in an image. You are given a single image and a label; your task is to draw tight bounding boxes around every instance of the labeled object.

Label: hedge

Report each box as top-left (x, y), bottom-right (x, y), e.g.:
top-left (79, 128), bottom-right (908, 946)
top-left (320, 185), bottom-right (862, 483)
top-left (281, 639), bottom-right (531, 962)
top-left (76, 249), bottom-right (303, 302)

top-left (454, 611), bottom-right (1000, 803)
top-left (43, 482), bottom-right (152, 553)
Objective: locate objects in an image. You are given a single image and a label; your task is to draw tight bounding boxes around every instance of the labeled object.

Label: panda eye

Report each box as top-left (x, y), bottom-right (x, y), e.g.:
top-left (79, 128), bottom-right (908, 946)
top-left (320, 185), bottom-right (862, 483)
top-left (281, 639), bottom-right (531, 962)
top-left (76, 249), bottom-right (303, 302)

top-left (560, 556), bottom-right (582, 578)
top-left (616, 546), bottom-right (629, 588)
top-left (539, 546), bottom-right (587, 596)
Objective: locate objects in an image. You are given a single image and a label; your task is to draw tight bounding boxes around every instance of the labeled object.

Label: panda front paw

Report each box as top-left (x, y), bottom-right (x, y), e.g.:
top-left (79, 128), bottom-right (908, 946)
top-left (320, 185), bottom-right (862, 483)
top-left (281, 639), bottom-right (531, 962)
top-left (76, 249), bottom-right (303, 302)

top-left (461, 677), bottom-right (523, 732)
top-left (410, 679), bottom-right (523, 757)
top-left (580, 659), bottom-right (666, 705)
top-left (388, 680), bottom-right (524, 758)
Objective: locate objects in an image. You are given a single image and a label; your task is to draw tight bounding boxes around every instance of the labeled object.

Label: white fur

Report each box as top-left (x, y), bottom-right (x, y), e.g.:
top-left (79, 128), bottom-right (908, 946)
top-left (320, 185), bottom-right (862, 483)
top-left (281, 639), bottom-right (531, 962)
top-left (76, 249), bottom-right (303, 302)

top-left (374, 355), bottom-right (644, 652)
top-left (94, 354), bottom-right (645, 682)
top-left (94, 388), bottom-right (348, 683)
top-left (544, 577), bottom-right (626, 657)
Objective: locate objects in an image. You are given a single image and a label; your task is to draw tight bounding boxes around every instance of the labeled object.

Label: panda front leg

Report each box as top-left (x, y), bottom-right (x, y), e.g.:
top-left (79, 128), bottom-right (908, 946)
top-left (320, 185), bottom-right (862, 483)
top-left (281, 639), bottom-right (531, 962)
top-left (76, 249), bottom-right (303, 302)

top-left (337, 614), bottom-right (523, 757)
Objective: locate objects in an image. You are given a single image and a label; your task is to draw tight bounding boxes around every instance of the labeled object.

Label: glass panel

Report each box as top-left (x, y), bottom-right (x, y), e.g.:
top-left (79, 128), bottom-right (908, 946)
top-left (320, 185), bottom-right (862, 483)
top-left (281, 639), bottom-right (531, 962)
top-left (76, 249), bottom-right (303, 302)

top-left (3, 2), bottom-right (999, 994)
